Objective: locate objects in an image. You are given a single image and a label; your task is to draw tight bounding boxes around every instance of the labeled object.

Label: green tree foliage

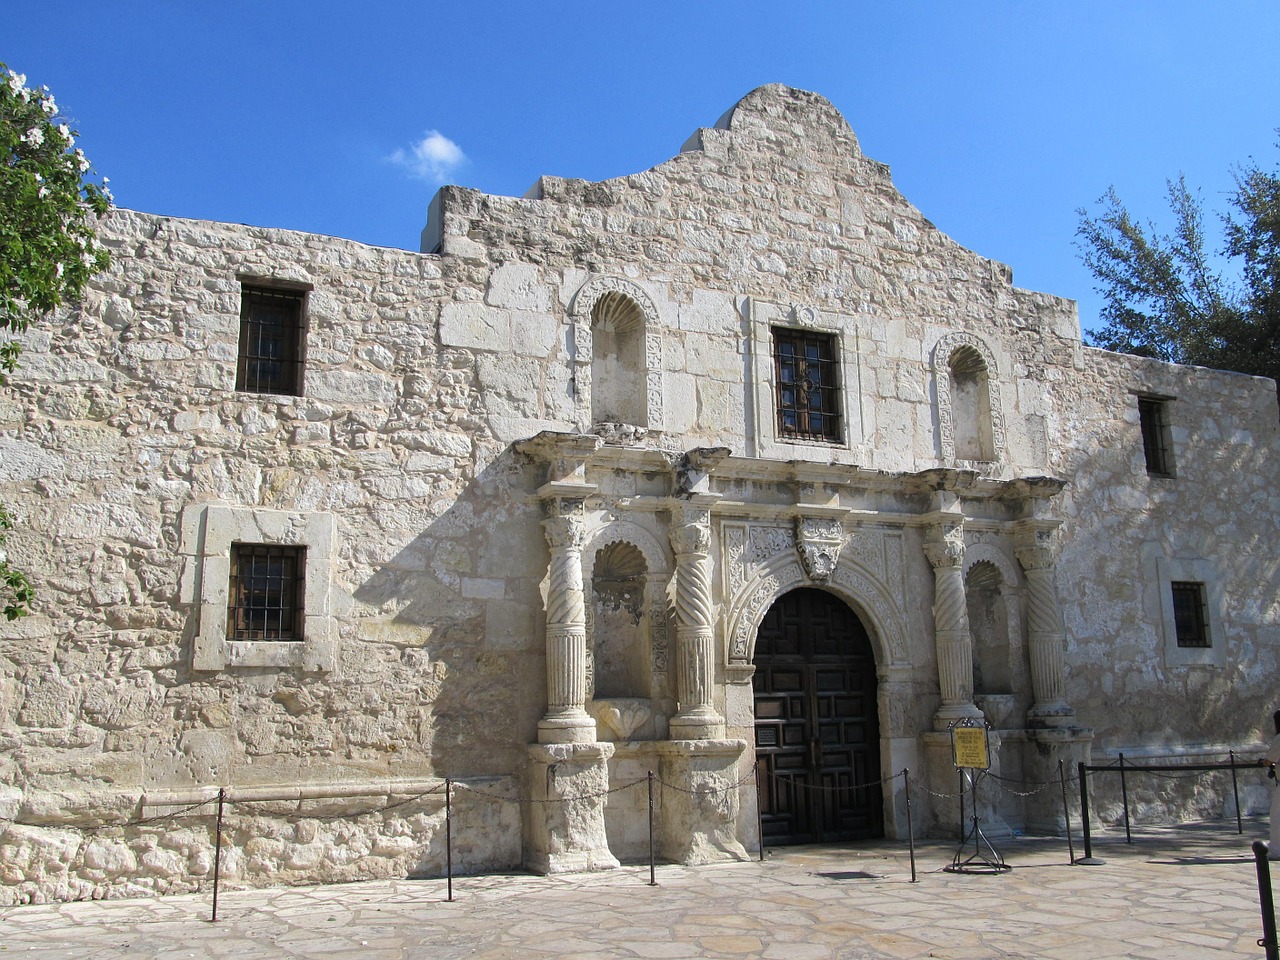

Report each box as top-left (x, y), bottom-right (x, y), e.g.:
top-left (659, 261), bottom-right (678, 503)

top-left (1077, 146), bottom-right (1280, 391)
top-left (1, 63), bottom-right (111, 618)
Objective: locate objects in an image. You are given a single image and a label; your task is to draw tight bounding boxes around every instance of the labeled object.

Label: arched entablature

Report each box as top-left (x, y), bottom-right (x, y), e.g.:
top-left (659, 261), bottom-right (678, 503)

top-left (569, 275), bottom-right (665, 434)
top-left (930, 331), bottom-right (1007, 464)
top-left (725, 553), bottom-right (909, 672)
top-left (962, 541), bottom-right (1021, 589)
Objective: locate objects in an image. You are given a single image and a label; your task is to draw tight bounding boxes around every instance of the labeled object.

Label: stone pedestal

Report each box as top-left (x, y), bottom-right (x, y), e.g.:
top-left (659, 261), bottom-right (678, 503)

top-left (921, 731), bottom-right (1011, 840)
top-left (1021, 726), bottom-right (1094, 835)
top-left (525, 742), bottom-right (619, 874)
top-left (656, 739), bottom-right (749, 865)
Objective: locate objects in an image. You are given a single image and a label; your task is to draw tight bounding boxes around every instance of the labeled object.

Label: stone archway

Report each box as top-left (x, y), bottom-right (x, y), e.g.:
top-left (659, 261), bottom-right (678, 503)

top-left (752, 587), bottom-right (883, 844)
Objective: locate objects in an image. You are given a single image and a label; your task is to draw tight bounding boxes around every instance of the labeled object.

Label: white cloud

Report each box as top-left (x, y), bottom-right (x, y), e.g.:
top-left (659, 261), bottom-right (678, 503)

top-left (390, 130), bottom-right (466, 184)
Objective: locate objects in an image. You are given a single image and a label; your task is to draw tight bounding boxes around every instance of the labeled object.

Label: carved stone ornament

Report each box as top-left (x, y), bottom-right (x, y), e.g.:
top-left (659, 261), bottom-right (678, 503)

top-left (795, 516), bottom-right (845, 582)
top-left (922, 522), bottom-right (965, 569)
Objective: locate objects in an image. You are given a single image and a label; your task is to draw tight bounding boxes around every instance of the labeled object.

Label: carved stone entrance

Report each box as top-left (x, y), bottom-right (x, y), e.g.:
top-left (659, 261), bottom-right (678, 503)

top-left (753, 588), bottom-right (883, 844)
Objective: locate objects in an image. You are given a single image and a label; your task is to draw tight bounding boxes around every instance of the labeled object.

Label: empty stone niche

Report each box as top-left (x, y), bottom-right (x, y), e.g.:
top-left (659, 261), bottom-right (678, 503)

top-left (966, 560), bottom-right (1017, 727)
top-left (949, 345), bottom-right (994, 462)
top-left (591, 291), bottom-right (646, 430)
top-left (588, 541), bottom-right (658, 742)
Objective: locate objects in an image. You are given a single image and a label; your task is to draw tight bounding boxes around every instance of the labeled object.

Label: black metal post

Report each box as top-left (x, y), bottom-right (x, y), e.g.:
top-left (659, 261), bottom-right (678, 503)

top-left (754, 761), bottom-right (765, 862)
top-left (958, 767), bottom-right (966, 843)
top-left (1078, 761), bottom-right (1096, 862)
top-left (647, 770), bottom-right (657, 886)
top-left (1231, 750), bottom-right (1243, 835)
top-left (1119, 753), bottom-right (1132, 844)
top-left (1059, 759), bottom-right (1075, 866)
top-left (904, 769), bottom-right (916, 883)
top-left (1254, 841), bottom-right (1279, 960)
top-left (210, 788), bottom-right (225, 923)
top-left (445, 778), bottom-right (453, 903)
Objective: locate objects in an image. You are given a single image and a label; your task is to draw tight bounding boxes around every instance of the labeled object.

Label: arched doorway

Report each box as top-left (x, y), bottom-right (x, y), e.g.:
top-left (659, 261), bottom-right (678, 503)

top-left (753, 588), bottom-right (882, 844)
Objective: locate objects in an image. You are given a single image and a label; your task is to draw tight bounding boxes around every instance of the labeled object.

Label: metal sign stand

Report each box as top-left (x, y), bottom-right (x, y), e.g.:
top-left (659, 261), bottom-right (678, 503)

top-left (944, 717), bottom-right (1010, 874)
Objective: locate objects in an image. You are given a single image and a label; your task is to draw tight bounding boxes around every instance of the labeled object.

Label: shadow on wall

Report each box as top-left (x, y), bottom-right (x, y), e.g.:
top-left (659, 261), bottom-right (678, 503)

top-left (351, 445), bottom-right (548, 781)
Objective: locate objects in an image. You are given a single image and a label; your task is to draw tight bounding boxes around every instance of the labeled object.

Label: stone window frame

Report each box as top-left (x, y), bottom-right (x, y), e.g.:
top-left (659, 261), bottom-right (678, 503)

top-left (181, 504), bottom-right (337, 671)
top-left (569, 275), bottom-right (664, 434)
top-left (748, 301), bottom-right (861, 460)
top-left (930, 332), bottom-right (1006, 465)
top-left (235, 276), bottom-right (312, 398)
top-left (1155, 557), bottom-right (1224, 667)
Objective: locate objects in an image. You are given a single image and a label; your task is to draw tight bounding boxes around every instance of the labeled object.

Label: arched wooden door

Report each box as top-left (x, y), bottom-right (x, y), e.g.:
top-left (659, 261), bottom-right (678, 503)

top-left (753, 588), bottom-right (883, 844)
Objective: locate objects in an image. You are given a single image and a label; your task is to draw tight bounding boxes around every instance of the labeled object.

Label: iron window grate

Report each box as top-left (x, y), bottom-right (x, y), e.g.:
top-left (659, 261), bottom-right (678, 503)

top-left (236, 286), bottom-right (305, 396)
top-left (774, 329), bottom-right (842, 443)
top-left (1170, 581), bottom-right (1209, 648)
top-left (1138, 396), bottom-right (1174, 477)
top-left (227, 544), bottom-right (306, 642)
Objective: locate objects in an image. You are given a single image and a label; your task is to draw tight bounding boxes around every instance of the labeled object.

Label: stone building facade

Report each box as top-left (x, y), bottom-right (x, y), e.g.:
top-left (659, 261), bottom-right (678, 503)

top-left (1, 85), bottom-right (1277, 903)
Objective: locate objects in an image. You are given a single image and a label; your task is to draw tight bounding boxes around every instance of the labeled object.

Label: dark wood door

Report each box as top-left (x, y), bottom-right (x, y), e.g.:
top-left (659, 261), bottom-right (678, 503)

top-left (753, 588), bottom-right (882, 844)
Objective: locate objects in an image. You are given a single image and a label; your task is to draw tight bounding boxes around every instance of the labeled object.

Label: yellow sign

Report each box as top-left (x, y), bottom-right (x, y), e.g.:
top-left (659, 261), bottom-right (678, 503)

top-left (952, 726), bottom-right (990, 769)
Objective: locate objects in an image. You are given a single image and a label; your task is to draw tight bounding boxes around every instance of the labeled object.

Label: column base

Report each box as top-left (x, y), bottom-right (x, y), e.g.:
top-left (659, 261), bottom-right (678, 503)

top-left (668, 709), bottom-right (726, 741)
top-left (932, 700), bottom-right (984, 731)
top-left (1026, 702), bottom-right (1077, 729)
top-left (537, 709), bottom-right (598, 744)
top-left (656, 739), bottom-right (750, 865)
top-left (525, 742), bottom-right (619, 874)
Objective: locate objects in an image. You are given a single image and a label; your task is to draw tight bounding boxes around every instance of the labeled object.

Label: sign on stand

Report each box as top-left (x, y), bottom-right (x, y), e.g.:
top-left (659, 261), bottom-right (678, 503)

top-left (944, 716), bottom-right (1009, 874)
top-left (952, 723), bottom-right (991, 770)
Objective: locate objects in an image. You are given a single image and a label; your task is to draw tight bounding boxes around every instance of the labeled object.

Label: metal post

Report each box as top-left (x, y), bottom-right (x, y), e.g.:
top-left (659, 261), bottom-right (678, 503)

top-left (1119, 753), bottom-right (1132, 844)
top-left (904, 769), bottom-right (917, 883)
top-left (754, 761), bottom-right (765, 863)
top-left (1076, 761), bottom-right (1104, 864)
top-left (1231, 750), bottom-right (1243, 835)
top-left (445, 778), bottom-right (453, 903)
top-left (647, 771), bottom-right (657, 886)
top-left (1058, 759), bottom-right (1075, 866)
top-left (210, 788), bottom-right (225, 923)
top-left (1254, 841), bottom-right (1279, 960)
top-left (958, 767), bottom-right (966, 843)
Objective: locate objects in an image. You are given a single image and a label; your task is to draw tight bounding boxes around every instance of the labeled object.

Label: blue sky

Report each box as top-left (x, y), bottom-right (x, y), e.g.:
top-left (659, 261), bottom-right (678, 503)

top-left (4, 2), bottom-right (1278, 335)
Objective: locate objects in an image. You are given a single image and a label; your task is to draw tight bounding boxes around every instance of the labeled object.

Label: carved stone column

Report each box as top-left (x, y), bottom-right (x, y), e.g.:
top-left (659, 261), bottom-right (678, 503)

top-left (668, 498), bottom-right (725, 740)
top-left (923, 512), bottom-right (983, 731)
top-left (539, 497), bottom-right (596, 744)
top-left (1014, 520), bottom-right (1076, 727)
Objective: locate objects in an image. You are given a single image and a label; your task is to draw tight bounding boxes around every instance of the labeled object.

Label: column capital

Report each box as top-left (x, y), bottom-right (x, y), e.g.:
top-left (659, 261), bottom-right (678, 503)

top-left (923, 520), bottom-right (965, 569)
top-left (670, 504), bottom-right (713, 556)
top-left (1013, 519), bottom-right (1059, 570)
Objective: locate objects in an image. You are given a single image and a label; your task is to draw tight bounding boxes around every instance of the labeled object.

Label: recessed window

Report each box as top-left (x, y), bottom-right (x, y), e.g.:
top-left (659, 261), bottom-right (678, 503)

top-left (1138, 396), bottom-right (1174, 477)
top-left (1170, 581), bottom-right (1209, 648)
top-left (228, 544), bottom-right (306, 642)
top-left (773, 328), bottom-right (841, 443)
top-left (236, 285), bottom-right (306, 395)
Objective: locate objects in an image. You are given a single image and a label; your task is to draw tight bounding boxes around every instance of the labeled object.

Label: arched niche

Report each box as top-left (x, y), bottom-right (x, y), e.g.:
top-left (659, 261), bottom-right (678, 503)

top-left (962, 542), bottom-right (1028, 722)
top-left (569, 276), bottom-right (664, 435)
top-left (590, 541), bottom-right (649, 698)
top-left (931, 332), bottom-right (1007, 465)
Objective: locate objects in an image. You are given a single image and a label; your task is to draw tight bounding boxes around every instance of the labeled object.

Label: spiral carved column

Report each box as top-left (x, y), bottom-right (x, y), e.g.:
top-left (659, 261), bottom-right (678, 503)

top-left (924, 520), bottom-right (983, 731)
top-left (1015, 523), bottom-right (1075, 727)
top-left (538, 498), bottom-right (596, 744)
top-left (668, 502), bottom-right (724, 740)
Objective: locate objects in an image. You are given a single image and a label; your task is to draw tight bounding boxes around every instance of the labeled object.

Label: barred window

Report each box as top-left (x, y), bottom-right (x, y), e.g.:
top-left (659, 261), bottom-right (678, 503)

top-left (773, 329), bottom-right (841, 443)
top-left (1170, 581), bottom-right (1209, 648)
top-left (236, 285), bottom-right (305, 395)
top-left (1138, 396), bottom-right (1174, 477)
top-left (227, 544), bottom-right (306, 642)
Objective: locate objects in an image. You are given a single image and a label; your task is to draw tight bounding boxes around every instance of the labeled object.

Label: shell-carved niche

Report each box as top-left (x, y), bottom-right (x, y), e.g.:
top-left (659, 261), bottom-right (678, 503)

top-left (570, 276), bottom-right (664, 436)
top-left (931, 332), bottom-right (1006, 464)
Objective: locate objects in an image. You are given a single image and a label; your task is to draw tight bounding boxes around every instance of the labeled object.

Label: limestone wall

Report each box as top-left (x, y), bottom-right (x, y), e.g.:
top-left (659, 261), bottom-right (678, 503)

top-left (1, 82), bottom-right (1276, 900)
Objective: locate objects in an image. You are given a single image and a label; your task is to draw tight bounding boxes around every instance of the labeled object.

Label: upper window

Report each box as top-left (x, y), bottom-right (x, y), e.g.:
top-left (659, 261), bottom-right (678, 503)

top-left (773, 328), bottom-right (841, 443)
top-left (1170, 581), bottom-right (1210, 648)
top-left (237, 285), bottom-right (306, 396)
top-left (1138, 395), bottom-right (1175, 477)
top-left (228, 544), bottom-right (305, 642)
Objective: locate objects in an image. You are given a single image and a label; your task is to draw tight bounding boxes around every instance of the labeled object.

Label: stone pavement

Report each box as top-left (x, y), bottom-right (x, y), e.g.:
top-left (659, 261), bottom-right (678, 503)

top-left (0, 823), bottom-right (1270, 959)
